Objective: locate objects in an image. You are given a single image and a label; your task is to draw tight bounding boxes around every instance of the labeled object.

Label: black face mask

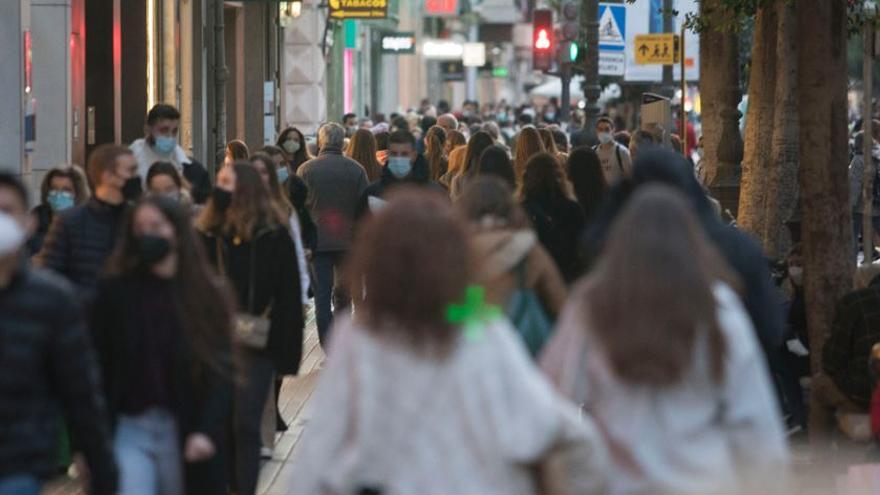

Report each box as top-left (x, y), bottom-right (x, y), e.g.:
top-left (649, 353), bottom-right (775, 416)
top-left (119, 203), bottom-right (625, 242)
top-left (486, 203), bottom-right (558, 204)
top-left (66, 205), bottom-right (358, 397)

top-left (137, 234), bottom-right (172, 265)
top-left (211, 187), bottom-right (233, 212)
top-left (122, 177), bottom-right (143, 201)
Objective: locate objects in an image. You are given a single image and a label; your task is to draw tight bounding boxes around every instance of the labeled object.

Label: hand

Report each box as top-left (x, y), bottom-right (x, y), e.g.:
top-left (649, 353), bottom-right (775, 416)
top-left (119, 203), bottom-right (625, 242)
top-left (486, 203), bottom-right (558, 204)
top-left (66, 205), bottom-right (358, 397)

top-left (184, 433), bottom-right (216, 462)
top-left (72, 453), bottom-right (91, 483)
top-left (376, 150), bottom-right (388, 165)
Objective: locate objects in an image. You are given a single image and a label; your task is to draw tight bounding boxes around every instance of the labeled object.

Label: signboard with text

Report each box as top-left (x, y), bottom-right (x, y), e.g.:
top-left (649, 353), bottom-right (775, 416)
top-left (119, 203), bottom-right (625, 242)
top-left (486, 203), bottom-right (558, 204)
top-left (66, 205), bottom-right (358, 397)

top-left (381, 32), bottom-right (416, 54)
top-left (328, 0), bottom-right (388, 19)
top-left (425, 0), bottom-right (458, 16)
top-left (634, 33), bottom-right (678, 65)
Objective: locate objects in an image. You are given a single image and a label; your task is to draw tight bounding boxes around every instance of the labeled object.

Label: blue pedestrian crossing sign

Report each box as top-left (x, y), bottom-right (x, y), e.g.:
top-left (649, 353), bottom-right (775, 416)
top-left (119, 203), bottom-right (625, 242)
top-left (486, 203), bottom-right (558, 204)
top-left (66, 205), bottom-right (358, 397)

top-left (598, 3), bottom-right (626, 52)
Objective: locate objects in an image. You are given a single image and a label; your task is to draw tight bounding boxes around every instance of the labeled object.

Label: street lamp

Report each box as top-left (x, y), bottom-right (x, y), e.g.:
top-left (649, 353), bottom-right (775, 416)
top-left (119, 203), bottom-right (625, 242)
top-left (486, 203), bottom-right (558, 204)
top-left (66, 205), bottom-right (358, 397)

top-left (280, 0), bottom-right (303, 27)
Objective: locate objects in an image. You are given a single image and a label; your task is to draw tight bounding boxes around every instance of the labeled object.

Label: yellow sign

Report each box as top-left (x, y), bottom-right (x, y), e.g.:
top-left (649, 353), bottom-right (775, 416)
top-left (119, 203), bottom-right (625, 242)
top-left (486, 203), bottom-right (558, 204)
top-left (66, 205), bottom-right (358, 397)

top-left (634, 34), bottom-right (679, 65)
top-left (328, 0), bottom-right (388, 19)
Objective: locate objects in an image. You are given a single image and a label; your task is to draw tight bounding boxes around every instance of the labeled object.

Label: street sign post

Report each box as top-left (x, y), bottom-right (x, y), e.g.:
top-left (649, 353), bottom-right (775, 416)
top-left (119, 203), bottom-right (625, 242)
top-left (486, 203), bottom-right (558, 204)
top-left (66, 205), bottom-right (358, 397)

top-left (328, 0), bottom-right (388, 19)
top-left (634, 33), bottom-right (679, 65)
top-left (598, 3), bottom-right (626, 76)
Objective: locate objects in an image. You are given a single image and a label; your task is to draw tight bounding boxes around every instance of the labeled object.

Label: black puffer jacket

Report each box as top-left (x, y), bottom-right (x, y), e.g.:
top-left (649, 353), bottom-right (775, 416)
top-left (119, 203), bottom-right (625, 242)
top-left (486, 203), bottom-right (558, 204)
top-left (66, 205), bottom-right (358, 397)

top-left (34, 198), bottom-right (127, 304)
top-left (0, 263), bottom-right (117, 493)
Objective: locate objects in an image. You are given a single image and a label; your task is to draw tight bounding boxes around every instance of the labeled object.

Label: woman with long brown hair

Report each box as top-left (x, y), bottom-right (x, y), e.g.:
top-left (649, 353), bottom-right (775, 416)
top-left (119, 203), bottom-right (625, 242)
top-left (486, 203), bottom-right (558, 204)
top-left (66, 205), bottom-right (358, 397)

top-left (276, 126), bottom-right (312, 173)
top-left (444, 129), bottom-right (467, 154)
top-left (449, 131), bottom-right (495, 201)
top-left (541, 185), bottom-right (788, 495)
top-left (439, 145), bottom-right (468, 189)
top-left (91, 197), bottom-right (234, 494)
top-left (346, 129), bottom-right (383, 182)
top-left (424, 125), bottom-right (448, 181)
top-left (513, 127), bottom-right (545, 180)
top-left (197, 163), bottom-right (304, 495)
top-left (290, 189), bottom-right (607, 494)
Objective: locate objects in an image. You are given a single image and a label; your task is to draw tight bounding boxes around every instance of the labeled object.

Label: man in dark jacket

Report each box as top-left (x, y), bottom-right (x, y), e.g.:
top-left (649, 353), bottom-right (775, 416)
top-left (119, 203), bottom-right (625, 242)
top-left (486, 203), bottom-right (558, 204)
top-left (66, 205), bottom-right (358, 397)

top-left (357, 130), bottom-right (445, 219)
top-left (810, 275), bottom-right (880, 443)
top-left (0, 173), bottom-right (117, 494)
top-left (35, 144), bottom-right (138, 305)
top-left (298, 123), bottom-right (369, 345)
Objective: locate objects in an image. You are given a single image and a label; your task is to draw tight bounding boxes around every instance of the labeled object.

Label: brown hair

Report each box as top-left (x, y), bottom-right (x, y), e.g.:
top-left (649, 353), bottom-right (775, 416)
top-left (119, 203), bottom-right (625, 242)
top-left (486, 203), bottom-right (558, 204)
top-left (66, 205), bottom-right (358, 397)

top-left (197, 162), bottom-right (283, 241)
top-left (86, 144), bottom-right (133, 188)
top-left (445, 130), bottom-right (467, 154)
top-left (584, 185), bottom-right (737, 386)
top-left (346, 129), bottom-right (382, 182)
top-left (226, 139), bottom-right (250, 161)
top-left (456, 176), bottom-right (530, 230)
top-left (519, 152), bottom-right (571, 202)
top-left (40, 166), bottom-right (90, 206)
top-left (347, 189), bottom-right (470, 356)
top-left (514, 127), bottom-right (545, 179)
top-left (539, 128), bottom-right (559, 155)
top-left (446, 146), bottom-right (468, 177)
top-left (462, 131), bottom-right (495, 175)
top-left (425, 126), bottom-right (448, 181)
top-left (250, 153), bottom-right (293, 217)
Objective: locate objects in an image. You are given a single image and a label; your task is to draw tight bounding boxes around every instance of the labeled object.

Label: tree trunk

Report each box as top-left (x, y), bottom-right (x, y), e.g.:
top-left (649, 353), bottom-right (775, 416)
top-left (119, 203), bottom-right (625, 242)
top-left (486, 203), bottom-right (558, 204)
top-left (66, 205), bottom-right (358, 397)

top-left (761, 0), bottom-right (799, 260)
top-left (699, 0), bottom-right (743, 207)
top-left (737, 3), bottom-right (778, 237)
top-left (797, 0), bottom-right (854, 375)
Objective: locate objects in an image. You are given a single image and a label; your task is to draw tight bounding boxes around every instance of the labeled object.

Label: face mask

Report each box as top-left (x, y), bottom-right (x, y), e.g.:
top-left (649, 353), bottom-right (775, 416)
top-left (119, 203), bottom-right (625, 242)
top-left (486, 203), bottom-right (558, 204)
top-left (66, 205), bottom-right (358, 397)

top-left (0, 212), bottom-right (25, 257)
top-left (47, 190), bottom-right (75, 212)
top-left (544, 113), bottom-right (556, 121)
top-left (277, 166), bottom-right (290, 184)
top-left (162, 191), bottom-right (182, 203)
top-left (387, 157), bottom-right (412, 179)
top-left (597, 132), bottom-right (613, 144)
top-left (122, 177), bottom-right (143, 201)
top-left (137, 234), bottom-right (172, 266)
top-left (789, 266), bottom-right (803, 285)
top-left (283, 140), bottom-right (301, 154)
top-left (347, 126), bottom-right (358, 135)
top-left (153, 135), bottom-right (177, 155)
top-left (211, 187), bottom-right (233, 212)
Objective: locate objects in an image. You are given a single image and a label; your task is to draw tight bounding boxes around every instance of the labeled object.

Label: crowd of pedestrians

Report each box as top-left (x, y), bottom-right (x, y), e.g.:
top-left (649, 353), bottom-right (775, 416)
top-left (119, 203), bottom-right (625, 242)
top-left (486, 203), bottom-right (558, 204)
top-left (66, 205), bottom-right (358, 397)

top-left (7, 97), bottom-right (880, 495)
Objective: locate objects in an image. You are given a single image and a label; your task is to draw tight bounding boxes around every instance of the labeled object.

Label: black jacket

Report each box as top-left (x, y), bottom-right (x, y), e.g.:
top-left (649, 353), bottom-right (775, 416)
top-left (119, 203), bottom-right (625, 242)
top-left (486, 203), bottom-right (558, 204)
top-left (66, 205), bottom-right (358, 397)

top-left (0, 264), bottom-right (117, 493)
top-left (203, 226), bottom-right (305, 375)
top-left (27, 203), bottom-right (53, 255)
top-left (183, 159), bottom-right (212, 205)
top-left (34, 197), bottom-right (127, 304)
top-left (523, 195), bottom-right (587, 284)
top-left (285, 174), bottom-right (318, 252)
top-left (356, 154), bottom-right (445, 219)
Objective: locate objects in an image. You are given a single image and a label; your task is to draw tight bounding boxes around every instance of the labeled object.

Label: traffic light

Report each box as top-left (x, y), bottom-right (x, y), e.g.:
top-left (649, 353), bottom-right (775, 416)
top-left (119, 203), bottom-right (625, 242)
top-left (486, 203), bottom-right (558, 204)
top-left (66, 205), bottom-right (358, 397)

top-left (559, 1), bottom-right (581, 65)
top-left (533, 9), bottom-right (553, 72)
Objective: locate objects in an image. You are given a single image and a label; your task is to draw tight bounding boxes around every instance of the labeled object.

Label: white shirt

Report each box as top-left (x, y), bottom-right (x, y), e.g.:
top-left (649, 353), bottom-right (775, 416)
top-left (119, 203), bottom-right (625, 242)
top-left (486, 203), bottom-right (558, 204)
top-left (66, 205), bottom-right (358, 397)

top-left (130, 138), bottom-right (191, 185)
top-left (594, 142), bottom-right (632, 185)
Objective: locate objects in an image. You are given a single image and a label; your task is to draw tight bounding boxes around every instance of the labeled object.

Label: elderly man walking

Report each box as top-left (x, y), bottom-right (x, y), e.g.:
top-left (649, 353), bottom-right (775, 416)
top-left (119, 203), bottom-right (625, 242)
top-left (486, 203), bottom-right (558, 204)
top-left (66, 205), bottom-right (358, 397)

top-left (298, 123), bottom-right (369, 346)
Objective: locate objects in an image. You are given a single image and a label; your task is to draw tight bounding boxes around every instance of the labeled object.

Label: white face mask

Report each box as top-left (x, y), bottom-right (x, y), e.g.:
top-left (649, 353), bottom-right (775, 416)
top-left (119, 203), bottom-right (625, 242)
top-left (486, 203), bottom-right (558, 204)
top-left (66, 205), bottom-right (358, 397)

top-left (598, 132), bottom-right (613, 144)
top-left (0, 212), bottom-right (25, 257)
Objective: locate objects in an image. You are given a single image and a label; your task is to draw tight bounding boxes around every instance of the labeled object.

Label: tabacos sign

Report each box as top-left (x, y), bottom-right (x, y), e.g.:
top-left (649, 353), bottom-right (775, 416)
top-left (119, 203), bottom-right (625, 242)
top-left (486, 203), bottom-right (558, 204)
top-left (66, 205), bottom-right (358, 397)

top-left (381, 32), bottom-right (416, 55)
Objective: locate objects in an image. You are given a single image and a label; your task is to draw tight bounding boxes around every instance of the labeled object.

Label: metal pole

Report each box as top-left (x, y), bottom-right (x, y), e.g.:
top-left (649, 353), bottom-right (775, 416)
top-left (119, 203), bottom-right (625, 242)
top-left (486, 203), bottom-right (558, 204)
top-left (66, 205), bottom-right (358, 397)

top-left (560, 62), bottom-right (571, 124)
top-left (465, 23), bottom-right (478, 102)
top-left (862, 17), bottom-right (875, 264)
top-left (680, 26), bottom-right (687, 155)
top-left (214, 0), bottom-right (228, 172)
top-left (580, 0), bottom-right (600, 141)
top-left (662, 0), bottom-right (674, 98)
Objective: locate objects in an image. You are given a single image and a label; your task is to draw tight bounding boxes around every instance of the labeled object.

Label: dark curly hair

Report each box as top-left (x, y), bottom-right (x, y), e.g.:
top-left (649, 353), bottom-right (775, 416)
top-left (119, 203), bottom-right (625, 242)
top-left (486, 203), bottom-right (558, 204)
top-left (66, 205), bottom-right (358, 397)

top-left (346, 188), bottom-right (471, 357)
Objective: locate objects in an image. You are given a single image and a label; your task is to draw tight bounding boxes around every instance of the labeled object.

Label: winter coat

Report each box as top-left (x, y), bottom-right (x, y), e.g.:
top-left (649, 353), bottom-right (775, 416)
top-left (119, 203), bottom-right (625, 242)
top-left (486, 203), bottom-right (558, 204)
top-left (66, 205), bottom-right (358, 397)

top-left (0, 263), bottom-right (117, 494)
top-left (356, 154), bottom-right (445, 219)
top-left (297, 148), bottom-right (369, 253)
top-left (202, 226), bottom-right (304, 375)
top-left (540, 283), bottom-right (790, 495)
top-left (471, 229), bottom-right (567, 319)
top-left (522, 195), bottom-right (587, 284)
top-left (285, 174), bottom-right (318, 252)
top-left (27, 203), bottom-right (53, 255)
top-left (34, 197), bottom-right (127, 305)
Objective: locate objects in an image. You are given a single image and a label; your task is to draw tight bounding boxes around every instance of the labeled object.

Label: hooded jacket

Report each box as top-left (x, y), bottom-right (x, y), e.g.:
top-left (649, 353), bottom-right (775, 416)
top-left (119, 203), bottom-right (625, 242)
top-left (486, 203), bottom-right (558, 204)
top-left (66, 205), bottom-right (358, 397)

top-left (471, 228), bottom-right (567, 319)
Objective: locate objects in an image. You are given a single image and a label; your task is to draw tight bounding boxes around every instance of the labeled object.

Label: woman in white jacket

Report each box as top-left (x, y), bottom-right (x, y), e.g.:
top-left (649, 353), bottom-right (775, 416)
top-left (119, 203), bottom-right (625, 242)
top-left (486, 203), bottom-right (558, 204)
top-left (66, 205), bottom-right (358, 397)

top-left (541, 184), bottom-right (790, 495)
top-left (291, 189), bottom-right (608, 495)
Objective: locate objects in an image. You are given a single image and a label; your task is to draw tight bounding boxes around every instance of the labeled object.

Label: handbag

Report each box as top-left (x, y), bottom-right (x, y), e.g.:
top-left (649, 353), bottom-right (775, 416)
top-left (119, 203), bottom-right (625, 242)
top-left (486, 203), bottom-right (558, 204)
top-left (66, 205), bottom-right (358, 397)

top-left (216, 237), bottom-right (272, 349)
top-left (505, 258), bottom-right (553, 357)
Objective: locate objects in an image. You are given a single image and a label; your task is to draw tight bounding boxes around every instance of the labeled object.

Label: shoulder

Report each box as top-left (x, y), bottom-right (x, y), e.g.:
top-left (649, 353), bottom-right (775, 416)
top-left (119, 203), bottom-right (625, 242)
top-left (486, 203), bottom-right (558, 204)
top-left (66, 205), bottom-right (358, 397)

top-left (129, 139), bottom-right (146, 153)
top-left (54, 203), bottom-right (90, 225)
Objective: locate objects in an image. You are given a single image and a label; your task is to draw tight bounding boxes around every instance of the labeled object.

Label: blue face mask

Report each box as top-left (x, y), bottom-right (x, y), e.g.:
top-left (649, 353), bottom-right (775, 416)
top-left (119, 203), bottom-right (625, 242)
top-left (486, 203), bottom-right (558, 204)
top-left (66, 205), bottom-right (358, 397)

top-left (277, 166), bottom-right (290, 184)
top-left (387, 157), bottom-right (412, 179)
top-left (153, 135), bottom-right (177, 155)
top-left (47, 190), bottom-right (75, 212)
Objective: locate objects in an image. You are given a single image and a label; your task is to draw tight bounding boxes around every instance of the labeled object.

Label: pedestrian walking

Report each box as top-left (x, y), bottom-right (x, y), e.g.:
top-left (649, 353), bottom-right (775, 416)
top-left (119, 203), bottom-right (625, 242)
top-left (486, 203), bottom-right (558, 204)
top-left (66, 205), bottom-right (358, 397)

top-left (0, 173), bottom-right (118, 495)
top-left (593, 117), bottom-right (633, 185)
top-left (198, 163), bottom-right (304, 495)
top-left (224, 140), bottom-right (249, 169)
top-left (449, 131), bottom-right (494, 201)
top-left (346, 129), bottom-right (383, 182)
top-left (478, 145), bottom-right (516, 189)
top-left (514, 126), bottom-right (545, 180)
top-left (35, 144), bottom-right (140, 304)
top-left (848, 130), bottom-right (880, 260)
top-left (130, 104), bottom-right (211, 204)
top-left (276, 127), bottom-right (312, 174)
top-left (146, 162), bottom-right (195, 210)
top-left (628, 129), bottom-right (657, 162)
top-left (261, 146), bottom-right (318, 257)
top-left (541, 185), bottom-right (790, 495)
top-left (28, 166), bottom-right (89, 255)
top-left (439, 145), bottom-right (467, 189)
top-left (424, 126), bottom-right (448, 181)
top-left (519, 152), bottom-right (587, 283)
top-left (539, 128), bottom-right (567, 165)
top-left (297, 123), bottom-right (368, 346)
top-left (566, 146), bottom-right (608, 222)
top-left (290, 189), bottom-right (608, 495)
top-left (444, 129), bottom-right (467, 155)
top-left (91, 197), bottom-right (234, 494)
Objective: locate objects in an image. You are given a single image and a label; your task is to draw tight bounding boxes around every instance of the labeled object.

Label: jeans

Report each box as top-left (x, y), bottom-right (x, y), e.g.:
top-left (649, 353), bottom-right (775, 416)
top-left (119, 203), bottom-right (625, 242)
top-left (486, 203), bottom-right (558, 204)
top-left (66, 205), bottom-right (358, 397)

top-left (313, 251), bottom-right (351, 346)
top-left (231, 348), bottom-right (275, 495)
top-left (0, 475), bottom-right (40, 495)
top-left (852, 213), bottom-right (880, 255)
top-left (114, 408), bottom-right (183, 495)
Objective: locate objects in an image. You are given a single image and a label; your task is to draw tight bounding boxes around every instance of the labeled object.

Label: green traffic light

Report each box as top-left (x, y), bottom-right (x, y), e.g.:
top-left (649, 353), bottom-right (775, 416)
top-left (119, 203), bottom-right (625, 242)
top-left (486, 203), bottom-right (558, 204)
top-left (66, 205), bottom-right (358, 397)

top-left (569, 42), bottom-right (579, 62)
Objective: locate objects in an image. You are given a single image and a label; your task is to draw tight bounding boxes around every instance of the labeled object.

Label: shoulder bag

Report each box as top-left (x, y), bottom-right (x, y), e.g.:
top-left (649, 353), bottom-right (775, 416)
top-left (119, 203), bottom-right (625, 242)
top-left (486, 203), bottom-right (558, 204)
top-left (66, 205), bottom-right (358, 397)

top-left (216, 236), bottom-right (272, 349)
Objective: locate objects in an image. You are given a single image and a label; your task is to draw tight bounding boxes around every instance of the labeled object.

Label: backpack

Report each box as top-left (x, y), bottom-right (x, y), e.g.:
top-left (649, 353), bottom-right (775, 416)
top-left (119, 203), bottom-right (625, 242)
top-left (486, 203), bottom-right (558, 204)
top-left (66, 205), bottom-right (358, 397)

top-left (505, 258), bottom-right (553, 357)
